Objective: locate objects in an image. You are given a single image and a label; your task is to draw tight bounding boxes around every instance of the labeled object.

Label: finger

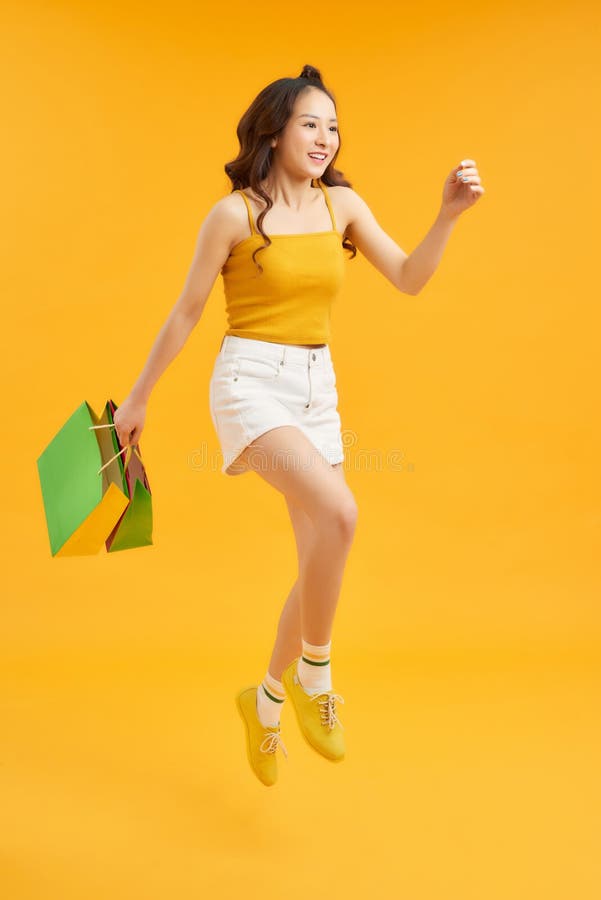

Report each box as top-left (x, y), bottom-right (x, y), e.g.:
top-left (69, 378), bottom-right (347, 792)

top-left (456, 161), bottom-right (478, 180)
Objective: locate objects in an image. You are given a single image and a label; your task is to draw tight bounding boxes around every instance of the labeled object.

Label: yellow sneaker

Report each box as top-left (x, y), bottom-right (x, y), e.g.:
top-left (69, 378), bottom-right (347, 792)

top-left (281, 658), bottom-right (345, 762)
top-left (235, 686), bottom-right (288, 786)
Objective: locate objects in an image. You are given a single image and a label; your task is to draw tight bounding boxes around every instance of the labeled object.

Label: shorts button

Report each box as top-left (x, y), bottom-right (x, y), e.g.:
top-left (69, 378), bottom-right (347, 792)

top-left (312, 353), bottom-right (316, 360)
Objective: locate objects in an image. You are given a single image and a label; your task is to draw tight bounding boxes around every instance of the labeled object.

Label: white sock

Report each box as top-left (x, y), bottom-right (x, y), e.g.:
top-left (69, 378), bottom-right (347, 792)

top-left (256, 671), bottom-right (286, 727)
top-left (297, 639), bottom-right (332, 696)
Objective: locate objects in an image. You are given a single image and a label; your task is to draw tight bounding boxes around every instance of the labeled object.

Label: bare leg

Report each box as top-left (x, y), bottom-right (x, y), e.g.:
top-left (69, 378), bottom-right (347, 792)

top-left (266, 519), bottom-right (355, 680)
top-left (239, 432), bottom-right (356, 675)
top-left (267, 579), bottom-right (302, 681)
top-left (297, 509), bottom-right (356, 643)
top-left (266, 492), bottom-right (315, 679)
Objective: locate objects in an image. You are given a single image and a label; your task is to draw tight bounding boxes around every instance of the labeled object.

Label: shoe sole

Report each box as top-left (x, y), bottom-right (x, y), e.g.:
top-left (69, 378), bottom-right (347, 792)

top-left (235, 688), bottom-right (277, 787)
top-left (282, 668), bottom-right (345, 763)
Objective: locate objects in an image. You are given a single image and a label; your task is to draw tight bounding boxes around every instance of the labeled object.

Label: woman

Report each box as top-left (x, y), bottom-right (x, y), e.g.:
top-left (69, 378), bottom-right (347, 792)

top-left (113, 64), bottom-right (484, 787)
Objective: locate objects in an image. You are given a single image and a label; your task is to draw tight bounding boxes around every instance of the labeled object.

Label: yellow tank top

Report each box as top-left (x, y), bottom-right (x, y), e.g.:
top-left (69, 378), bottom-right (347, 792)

top-left (221, 180), bottom-right (346, 345)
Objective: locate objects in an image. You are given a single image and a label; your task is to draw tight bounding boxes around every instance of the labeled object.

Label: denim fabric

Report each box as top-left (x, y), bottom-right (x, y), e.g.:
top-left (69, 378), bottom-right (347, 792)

top-left (209, 335), bottom-right (344, 476)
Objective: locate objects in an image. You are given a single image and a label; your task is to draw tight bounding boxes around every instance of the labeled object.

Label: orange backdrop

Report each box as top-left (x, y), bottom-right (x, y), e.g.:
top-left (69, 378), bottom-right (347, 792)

top-left (3, 0), bottom-right (600, 897)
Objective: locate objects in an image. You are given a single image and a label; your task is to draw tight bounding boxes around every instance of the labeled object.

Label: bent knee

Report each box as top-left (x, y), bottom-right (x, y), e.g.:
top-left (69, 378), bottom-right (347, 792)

top-left (317, 495), bottom-right (358, 541)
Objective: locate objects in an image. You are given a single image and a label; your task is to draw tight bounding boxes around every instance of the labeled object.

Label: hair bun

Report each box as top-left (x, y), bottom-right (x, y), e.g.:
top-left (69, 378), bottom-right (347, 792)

top-left (299, 64), bottom-right (323, 82)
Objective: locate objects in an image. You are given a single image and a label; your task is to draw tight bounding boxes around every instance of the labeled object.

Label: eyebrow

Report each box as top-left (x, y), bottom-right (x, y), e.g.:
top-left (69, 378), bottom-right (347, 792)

top-left (297, 114), bottom-right (338, 122)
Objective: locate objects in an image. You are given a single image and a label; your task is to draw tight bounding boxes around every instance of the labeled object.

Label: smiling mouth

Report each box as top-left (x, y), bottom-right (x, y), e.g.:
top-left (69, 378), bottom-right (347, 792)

top-left (308, 153), bottom-right (328, 162)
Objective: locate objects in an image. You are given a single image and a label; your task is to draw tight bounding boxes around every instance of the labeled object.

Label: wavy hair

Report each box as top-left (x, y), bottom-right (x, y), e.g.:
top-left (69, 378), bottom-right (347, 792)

top-left (224, 64), bottom-right (357, 273)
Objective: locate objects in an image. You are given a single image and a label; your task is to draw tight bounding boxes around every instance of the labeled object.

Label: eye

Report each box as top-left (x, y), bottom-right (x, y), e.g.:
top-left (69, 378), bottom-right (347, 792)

top-left (304, 123), bottom-right (338, 132)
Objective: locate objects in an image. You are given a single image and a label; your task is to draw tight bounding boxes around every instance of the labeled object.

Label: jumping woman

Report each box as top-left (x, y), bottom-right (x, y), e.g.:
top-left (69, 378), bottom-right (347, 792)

top-left (112, 64), bottom-right (484, 786)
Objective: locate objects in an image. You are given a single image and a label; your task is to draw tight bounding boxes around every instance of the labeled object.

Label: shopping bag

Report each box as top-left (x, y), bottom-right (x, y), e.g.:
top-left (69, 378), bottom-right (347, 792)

top-left (36, 399), bottom-right (153, 557)
top-left (102, 398), bottom-right (152, 553)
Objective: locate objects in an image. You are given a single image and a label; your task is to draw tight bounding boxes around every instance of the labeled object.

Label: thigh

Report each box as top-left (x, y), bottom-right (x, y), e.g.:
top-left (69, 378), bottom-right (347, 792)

top-left (240, 425), bottom-right (355, 524)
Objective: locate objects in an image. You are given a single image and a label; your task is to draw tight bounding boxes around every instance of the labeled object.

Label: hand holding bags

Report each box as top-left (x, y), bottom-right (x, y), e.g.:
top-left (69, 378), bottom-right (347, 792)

top-left (36, 399), bottom-right (153, 557)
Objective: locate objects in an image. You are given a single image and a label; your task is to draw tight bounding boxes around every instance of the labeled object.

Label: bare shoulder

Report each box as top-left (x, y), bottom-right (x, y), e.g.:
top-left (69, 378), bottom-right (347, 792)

top-left (324, 185), bottom-right (361, 238)
top-left (212, 190), bottom-right (247, 228)
top-left (201, 190), bottom-right (252, 254)
top-left (326, 184), bottom-right (363, 213)
top-left (169, 192), bottom-right (249, 320)
top-left (324, 186), bottom-right (412, 293)
top-left (328, 185), bottom-right (385, 235)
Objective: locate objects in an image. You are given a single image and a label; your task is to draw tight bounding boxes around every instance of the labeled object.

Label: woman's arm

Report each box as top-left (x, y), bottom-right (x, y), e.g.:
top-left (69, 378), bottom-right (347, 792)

top-left (127, 197), bottom-right (238, 404)
top-left (341, 188), bottom-right (412, 293)
top-left (341, 159), bottom-right (484, 296)
top-left (394, 210), bottom-right (458, 296)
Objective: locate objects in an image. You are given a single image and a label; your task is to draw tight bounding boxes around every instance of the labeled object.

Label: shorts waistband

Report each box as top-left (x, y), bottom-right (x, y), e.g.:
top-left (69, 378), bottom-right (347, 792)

top-left (219, 334), bottom-right (331, 367)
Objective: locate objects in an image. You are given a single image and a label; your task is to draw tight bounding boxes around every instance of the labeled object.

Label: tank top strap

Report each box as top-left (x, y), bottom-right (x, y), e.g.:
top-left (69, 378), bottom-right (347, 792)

top-left (318, 181), bottom-right (338, 232)
top-left (234, 189), bottom-right (257, 237)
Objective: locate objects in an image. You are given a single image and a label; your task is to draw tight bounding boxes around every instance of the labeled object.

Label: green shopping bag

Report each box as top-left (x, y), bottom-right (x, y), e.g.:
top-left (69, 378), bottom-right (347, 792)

top-left (102, 398), bottom-right (152, 553)
top-left (36, 399), bottom-right (153, 557)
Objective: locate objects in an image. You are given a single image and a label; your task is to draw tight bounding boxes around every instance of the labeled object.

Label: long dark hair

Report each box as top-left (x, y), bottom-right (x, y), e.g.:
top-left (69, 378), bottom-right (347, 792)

top-left (224, 64), bottom-right (357, 272)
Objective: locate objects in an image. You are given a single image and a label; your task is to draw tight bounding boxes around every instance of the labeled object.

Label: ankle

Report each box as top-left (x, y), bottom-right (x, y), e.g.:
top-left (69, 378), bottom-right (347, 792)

top-left (256, 671), bottom-right (286, 727)
top-left (297, 639), bottom-right (332, 695)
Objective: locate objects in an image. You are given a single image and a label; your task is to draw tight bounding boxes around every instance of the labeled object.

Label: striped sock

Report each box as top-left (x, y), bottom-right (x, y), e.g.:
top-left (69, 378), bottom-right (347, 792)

top-left (256, 671), bottom-right (286, 727)
top-left (297, 639), bottom-right (332, 696)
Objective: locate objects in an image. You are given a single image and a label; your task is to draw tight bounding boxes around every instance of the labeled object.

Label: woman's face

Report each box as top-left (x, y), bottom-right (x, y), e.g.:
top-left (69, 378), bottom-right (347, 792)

top-left (273, 88), bottom-right (340, 180)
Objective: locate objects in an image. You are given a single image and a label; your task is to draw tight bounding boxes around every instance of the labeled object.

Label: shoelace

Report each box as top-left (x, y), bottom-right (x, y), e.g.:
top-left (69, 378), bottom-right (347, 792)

top-left (260, 729), bottom-right (288, 758)
top-left (310, 692), bottom-right (345, 730)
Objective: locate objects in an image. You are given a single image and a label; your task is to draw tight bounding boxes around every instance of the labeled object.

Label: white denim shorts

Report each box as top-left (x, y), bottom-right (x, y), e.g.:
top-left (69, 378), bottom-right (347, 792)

top-left (209, 334), bottom-right (345, 476)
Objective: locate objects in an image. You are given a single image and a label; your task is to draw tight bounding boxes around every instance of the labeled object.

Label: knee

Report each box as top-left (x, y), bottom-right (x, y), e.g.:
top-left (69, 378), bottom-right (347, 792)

top-left (320, 495), bottom-right (358, 543)
top-left (340, 497), bottom-right (359, 540)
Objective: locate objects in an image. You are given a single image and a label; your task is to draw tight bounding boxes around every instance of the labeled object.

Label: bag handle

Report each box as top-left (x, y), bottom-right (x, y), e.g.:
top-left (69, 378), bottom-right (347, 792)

top-left (89, 423), bottom-right (143, 475)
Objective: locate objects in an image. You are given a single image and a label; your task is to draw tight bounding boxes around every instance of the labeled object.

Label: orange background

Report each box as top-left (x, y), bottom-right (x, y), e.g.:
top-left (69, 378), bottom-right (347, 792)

top-left (3, 0), bottom-right (601, 897)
